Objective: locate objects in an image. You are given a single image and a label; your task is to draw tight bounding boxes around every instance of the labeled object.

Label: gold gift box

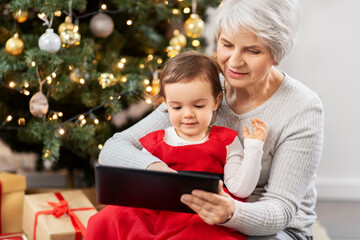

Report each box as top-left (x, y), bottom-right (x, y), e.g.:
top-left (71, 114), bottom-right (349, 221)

top-left (22, 190), bottom-right (97, 240)
top-left (0, 172), bottom-right (26, 234)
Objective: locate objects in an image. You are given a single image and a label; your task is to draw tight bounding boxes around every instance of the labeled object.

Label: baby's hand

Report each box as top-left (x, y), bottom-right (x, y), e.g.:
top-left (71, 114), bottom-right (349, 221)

top-left (243, 118), bottom-right (267, 142)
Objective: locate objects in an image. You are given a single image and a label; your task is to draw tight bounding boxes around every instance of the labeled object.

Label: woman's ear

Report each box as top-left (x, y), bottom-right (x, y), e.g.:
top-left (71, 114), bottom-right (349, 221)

top-left (213, 93), bottom-right (223, 111)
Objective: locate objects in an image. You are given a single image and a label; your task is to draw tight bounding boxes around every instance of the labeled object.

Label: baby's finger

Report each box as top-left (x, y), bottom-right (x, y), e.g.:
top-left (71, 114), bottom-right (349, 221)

top-left (243, 126), bottom-right (249, 138)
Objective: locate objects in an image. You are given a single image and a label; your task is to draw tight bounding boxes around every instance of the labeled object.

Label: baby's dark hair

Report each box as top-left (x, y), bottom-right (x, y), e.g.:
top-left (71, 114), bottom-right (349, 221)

top-left (159, 51), bottom-right (222, 101)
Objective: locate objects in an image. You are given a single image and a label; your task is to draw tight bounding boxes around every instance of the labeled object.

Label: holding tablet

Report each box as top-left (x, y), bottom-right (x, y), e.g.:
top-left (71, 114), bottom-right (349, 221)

top-left (95, 165), bottom-right (220, 213)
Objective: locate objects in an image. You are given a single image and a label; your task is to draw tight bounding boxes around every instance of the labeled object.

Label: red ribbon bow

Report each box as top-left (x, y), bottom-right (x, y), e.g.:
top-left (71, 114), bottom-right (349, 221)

top-left (47, 199), bottom-right (69, 217)
top-left (33, 192), bottom-right (95, 240)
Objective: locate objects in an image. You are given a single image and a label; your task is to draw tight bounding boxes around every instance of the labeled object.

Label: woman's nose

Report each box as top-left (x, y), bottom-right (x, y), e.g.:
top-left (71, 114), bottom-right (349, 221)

top-left (229, 50), bottom-right (245, 67)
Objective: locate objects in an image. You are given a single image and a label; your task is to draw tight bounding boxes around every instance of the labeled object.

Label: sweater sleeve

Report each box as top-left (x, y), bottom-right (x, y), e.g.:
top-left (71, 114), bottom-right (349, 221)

top-left (221, 97), bottom-right (324, 236)
top-left (224, 138), bottom-right (264, 198)
top-left (98, 102), bottom-right (172, 169)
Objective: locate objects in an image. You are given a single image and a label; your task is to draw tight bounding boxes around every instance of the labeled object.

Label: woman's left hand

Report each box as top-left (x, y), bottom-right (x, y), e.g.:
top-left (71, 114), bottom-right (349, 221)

top-left (180, 180), bottom-right (235, 225)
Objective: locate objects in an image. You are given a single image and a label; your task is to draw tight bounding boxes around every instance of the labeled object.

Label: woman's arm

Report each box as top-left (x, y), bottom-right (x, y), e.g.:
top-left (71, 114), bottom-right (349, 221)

top-left (98, 102), bottom-right (172, 169)
top-left (223, 97), bottom-right (324, 235)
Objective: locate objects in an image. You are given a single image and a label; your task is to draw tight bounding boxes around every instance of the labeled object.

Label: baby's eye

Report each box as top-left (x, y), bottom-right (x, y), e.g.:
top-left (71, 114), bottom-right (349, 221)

top-left (172, 106), bottom-right (181, 110)
top-left (195, 105), bottom-right (205, 108)
top-left (222, 43), bottom-right (232, 48)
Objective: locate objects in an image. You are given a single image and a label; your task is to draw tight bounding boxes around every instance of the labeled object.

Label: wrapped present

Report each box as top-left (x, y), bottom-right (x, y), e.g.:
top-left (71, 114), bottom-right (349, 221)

top-left (0, 232), bottom-right (28, 239)
top-left (22, 190), bottom-right (97, 240)
top-left (0, 172), bottom-right (26, 234)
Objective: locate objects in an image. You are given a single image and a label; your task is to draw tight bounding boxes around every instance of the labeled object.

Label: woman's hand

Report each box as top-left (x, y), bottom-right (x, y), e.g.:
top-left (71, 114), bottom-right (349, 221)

top-left (147, 162), bottom-right (177, 173)
top-left (180, 180), bottom-right (235, 225)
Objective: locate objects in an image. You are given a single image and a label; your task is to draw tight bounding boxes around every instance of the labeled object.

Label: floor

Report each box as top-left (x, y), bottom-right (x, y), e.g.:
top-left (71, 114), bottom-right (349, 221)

top-left (315, 200), bottom-right (360, 240)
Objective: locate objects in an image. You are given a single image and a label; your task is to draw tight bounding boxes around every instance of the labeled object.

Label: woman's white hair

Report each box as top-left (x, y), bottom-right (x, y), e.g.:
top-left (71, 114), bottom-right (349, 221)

top-left (215, 0), bottom-right (300, 64)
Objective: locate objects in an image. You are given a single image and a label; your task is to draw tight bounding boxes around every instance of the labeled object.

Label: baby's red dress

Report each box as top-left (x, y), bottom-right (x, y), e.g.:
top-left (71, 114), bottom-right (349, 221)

top-left (85, 126), bottom-right (246, 240)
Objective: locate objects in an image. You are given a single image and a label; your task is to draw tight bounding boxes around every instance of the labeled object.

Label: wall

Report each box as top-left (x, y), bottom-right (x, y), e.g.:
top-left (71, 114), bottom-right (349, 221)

top-left (279, 0), bottom-right (360, 200)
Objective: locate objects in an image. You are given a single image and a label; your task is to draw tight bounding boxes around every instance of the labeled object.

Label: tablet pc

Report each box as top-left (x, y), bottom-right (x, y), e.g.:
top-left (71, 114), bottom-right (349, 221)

top-left (95, 164), bottom-right (220, 213)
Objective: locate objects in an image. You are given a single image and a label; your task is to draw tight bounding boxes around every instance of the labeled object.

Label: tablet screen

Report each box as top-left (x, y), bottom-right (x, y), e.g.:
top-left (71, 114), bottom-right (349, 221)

top-left (95, 164), bottom-right (220, 213)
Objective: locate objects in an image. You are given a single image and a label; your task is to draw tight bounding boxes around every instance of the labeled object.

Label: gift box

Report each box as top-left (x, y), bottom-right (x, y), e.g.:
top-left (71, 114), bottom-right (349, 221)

top-left (0, 172), bottom-right (26, 234)
top-left (0, 232), bottom-right (28, 239)
top-left (22, 190), bottom-right (97, 240)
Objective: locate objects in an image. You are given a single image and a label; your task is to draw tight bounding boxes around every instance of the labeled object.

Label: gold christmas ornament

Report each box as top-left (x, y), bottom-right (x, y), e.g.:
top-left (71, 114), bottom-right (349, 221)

top-left (12, 9), bottom-right (29, 23)
top-left (169, 30), bottom-right (187, 49)
top-left (89, 13), bottom-right (114, 38)
top-left (165, 45), bottom-right (180, 58)
top-left (5, 33), bottom-right (24, 56)
top-left (184, 13), bottom-right (205, 38)
top-left (29, 92), bottom-right (49, 118)
top-left (58, 16), bottom-right (75, 34)
top-left (149, 79), bottom-right (160, 96)
top-left (60, 29), bottom-right (81, 47)
top-left (98, 73), bottom-right (116, 89)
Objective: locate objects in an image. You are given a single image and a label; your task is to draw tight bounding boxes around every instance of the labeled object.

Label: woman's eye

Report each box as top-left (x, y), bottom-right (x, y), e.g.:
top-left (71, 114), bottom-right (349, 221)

top-left (249, 50), bottom-right (260, 54)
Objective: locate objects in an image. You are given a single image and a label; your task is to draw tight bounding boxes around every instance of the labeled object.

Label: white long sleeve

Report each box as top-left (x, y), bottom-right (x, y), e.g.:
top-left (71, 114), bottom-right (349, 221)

top-left (224, 138), bottom-right (264, 198)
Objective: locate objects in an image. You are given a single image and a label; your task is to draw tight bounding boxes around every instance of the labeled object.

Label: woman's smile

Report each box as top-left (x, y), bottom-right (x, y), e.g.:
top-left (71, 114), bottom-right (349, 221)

top-left (227, 68), bottom-right (248, 79)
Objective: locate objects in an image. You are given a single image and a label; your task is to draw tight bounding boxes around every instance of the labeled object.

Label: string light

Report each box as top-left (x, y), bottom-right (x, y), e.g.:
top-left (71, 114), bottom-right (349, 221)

top-left (94, 119), bottom-right (99, 124)
top-left (145, 98), bottom-right (152, 104)
top-left (37, 13), bottom-right (46, 19)
top-left (101, 4), bottom-right (107, 10)
top-left (78, 115), bottom-right (85, 120)
top-left (192, 39), bottom-right (200, 47)
top-left (143, 79), bottom-right (150, 85)
top-left (9, 82), bottom-right (16, 88)
top-left (59, 128), bottom-right (65, 135)
top-left (157, 59), bottom-right (163, 64)
top-left (146, 86), bottom-right (152, 92)
top-left (126, 20), bottom-right (132, 25)
top-left (183, 7), bottom-right (191, 14)
top-left (58, 112), bottom-right (63, 117)
top-left (51, 72), bottom-right (57, 78)
top-left (24, 82), bottom-right (29, 88)
top-left (98, 144), bottom-right (103, 150)
top-left (47, 77), bottom-right (52, 84)
top-left (6, 115), bottom-right (12, 122)
top-left (120, 58), bottom-right (126, 63)
top-left (139, 64), bottom-right (145, 69)
top-left (54, 11), bottom-right (61, 17)
top-left (79, 78), bottom-right (85, 84)
top-left (172, 9), bottom-right (180, 15)
top-left (31, 61), bottom-right (36, 67)
top-left (147, 55), bottom-right (154, 61)
top-left (117, 62), bottom-right (125, 69)
top-left (23, 90), bottom-right (30, 96)
top-left (120, 76), bottom-right (127, 83)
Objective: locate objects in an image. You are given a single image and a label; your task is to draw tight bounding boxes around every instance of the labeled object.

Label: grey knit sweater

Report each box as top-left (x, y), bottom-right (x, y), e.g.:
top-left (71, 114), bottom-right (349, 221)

top-left (99, 74), bottom-right (324, 237)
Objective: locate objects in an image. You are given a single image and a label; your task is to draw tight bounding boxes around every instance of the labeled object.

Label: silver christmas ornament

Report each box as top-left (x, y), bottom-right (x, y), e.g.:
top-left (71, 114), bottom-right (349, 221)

top-left (89, 13), bottom-right (114, 38)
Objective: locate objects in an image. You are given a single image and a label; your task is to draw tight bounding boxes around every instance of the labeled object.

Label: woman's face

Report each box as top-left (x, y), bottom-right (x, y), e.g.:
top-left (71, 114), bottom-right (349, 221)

top-left (217, 29), bottom-right (275, 90)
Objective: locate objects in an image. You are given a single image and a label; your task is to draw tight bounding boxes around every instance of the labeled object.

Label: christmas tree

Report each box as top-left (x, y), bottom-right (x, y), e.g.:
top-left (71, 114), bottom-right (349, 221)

top-left (0, 0), bottom-right (219, 186)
